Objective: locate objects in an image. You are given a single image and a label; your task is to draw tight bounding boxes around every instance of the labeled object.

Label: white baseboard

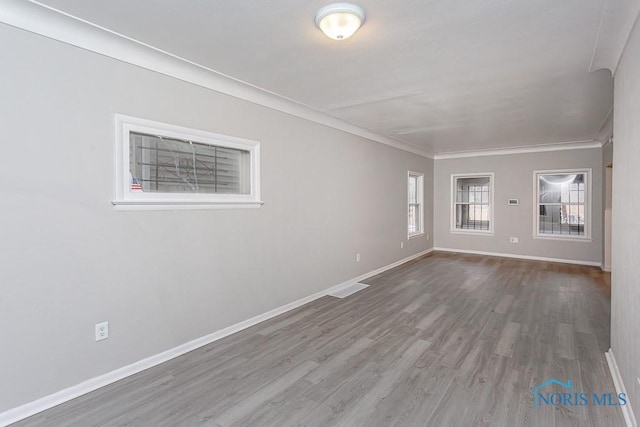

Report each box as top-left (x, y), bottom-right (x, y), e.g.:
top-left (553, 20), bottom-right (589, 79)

top-left (0, 247), bottom-right (434, 427)
top-left (433, 247), bottom-right (602, 267)
top-left (606, 348), bottom-right (637, 427)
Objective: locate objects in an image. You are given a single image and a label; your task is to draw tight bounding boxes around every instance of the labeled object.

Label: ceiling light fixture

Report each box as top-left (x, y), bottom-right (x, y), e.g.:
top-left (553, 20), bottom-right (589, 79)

top-left (315, 3), bottom-right (366, 41)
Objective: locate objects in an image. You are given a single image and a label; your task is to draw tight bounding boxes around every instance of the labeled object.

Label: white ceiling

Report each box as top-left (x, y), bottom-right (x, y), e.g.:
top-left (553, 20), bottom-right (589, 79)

top-left (37, 0), bottom-right (614, 154)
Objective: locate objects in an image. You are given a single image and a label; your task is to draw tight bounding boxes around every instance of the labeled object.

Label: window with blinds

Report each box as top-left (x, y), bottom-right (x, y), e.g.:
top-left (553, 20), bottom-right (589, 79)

top-left (451, 174), bottom-right (493, 233)
top-left (129, 132), bottom-right (250, 195)
top-left (114, 115), bottom-right (261, 209)
top-left (535, 170), bottom-right (590, 239)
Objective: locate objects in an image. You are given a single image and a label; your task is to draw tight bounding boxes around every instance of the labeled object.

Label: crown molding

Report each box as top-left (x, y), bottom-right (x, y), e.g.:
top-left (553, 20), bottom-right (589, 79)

top-left (433, 140), bottom-right (602, 160)
top-left (589, 0), bottom-right (640, 75)
top-left (0, 0), bottom-right (432, 159)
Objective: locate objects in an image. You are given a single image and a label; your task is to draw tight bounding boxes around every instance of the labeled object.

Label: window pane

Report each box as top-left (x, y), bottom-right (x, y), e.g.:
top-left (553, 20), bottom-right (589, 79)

top-left (408, 173), bottom-right (423, 235)
top-left (129, 132), bottom-right (250, 194)
top-left (408, 176), bottom-right (417, 204)
top-left (455, 176), bottom-right (490, 231)
top-left (408, 204), bottom-right (419, 233)
top-left (457, 177), bottom-right (489, 202)
top-left (456, 203), bottom-right (490, 230)
top-left (457, 186), bottom-right (468, 203)
top-left (539, 173), bottom-right (585, 203)
top-left (539, 177), bottom-right (562, 203)
top-left (538, 172), bottom-right (586, 237)
top-left (539, 204), bottom-right (585, 235)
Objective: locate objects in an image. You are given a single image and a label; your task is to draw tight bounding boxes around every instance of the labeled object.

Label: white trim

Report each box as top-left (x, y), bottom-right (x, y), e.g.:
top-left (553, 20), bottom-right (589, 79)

top-left (0, 0), bottom-right (431, 159)
top-left (434, 140), bottom-right (600, 159)
top-left (449, 230), bottom-right (494, 237)
top-left (450, 172), bottom-right (494, 234)
top-left (113, 114), bottom-right (262, 209)
top-left (532, 236), bottom-right (592, 243)
top-left (433, 247), bottom-right (602, 267)
top-left (533, 168), bottom-right (592, 241)
top-left (0, 247), bottom-right (434, 426)
top-left (112, 201), bottom-right (264, 210)
top-left (589, 0), bottom-right (640, 76)
top-left (606, 348), bottom-right (637, 427)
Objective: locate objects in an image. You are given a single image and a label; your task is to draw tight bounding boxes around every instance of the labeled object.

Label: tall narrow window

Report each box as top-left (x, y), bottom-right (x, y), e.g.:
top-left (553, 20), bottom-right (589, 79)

top-left (451, 173), bottom-right (494, 233)
top-left (408, 172), bottom-right (424, 237)
top-left (114, 115), bottom-right (261, 209)
top-left (535, 169), bottom-right (590, 239)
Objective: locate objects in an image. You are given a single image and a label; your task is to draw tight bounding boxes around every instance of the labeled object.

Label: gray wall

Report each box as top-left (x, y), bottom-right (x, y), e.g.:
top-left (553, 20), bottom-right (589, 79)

top-left (433, 149), bottom-right (603, 264)
top-left (603, 140), bottom-right (614, 168)
top-left (611, 16), bottom-right (640, 420)
top-left (0, 24), bottom-right (433, 412)
top-left (602, 142), bottom-right (613, 265)
top-left (603, 142), bottom-right (613, 209)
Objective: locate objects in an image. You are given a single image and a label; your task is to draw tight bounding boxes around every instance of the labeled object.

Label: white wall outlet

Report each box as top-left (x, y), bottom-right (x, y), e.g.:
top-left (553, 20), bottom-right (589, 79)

top-left (95, 321), bottom-right (109, 341)
top-left (426, 234), bottom-right (430, 240)
top-left (356, 253), bottom-right (361, 262)
top-left (400, 241), bottom-right (404, 249)
top-left (509, 237), bottom-right (519, 243)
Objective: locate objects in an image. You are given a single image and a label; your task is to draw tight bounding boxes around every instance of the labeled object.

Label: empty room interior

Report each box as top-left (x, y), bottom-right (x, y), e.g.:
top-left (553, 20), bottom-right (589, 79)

top-left (1, 1), bottom-right (639, 426)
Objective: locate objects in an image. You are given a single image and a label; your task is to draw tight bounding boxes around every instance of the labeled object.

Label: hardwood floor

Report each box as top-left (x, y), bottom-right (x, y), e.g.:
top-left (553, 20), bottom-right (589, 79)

top-left (13, 252), bottom-right (624, 426)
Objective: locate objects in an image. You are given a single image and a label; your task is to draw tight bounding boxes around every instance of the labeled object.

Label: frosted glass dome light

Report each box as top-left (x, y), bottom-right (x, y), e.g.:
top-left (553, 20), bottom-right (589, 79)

top-left (315, 3), bottom-right (366, 40)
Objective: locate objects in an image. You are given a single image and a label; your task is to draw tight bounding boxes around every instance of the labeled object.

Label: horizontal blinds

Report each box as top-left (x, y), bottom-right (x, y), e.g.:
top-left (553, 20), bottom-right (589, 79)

top-left (129, 132), bottom-right (250, 194)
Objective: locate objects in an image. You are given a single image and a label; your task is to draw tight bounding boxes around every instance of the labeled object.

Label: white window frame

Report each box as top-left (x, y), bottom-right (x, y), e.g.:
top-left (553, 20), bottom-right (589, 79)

top-left (113, 114), bottom-right (262, 210)
top-left (533, 168), bottom-right (592, 242)
top-left (408, 171), bottom-right (425, 239)
top-left (450, 173), bottom-right (494, 235)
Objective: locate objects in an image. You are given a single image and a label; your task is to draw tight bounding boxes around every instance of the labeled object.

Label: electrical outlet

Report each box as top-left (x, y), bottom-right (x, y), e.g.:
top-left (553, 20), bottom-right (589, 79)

top-left (509, 237), bottom-right (519, 243)
top-left (426, 234), bottom-right (430, 240)
top-left (400, 242), bottom-right (404, 249)
top-left (95, 321), bottom-right (109, 341)
top-left (356, 253), bottom-right (361, 262)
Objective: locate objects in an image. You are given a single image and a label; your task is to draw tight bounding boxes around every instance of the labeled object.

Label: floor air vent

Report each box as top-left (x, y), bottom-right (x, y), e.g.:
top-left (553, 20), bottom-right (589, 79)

top-left (328, 283), bottom-right (369, 298)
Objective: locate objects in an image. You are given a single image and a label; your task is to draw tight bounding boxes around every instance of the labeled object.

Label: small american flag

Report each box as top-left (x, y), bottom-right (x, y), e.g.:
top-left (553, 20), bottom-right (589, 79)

top-left (131, 177), bottom-right (143, 191)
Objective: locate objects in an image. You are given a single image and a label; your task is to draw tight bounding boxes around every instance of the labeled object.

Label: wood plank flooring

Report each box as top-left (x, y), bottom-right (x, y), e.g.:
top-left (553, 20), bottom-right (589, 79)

top-left (12, 252), bottom-right (624, 426)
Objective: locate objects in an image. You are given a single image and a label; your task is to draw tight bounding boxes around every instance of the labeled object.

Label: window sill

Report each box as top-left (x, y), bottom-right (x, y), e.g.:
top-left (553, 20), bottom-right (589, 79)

top-left (112, 200), bottom-right (264, 211)
top-left (408, 232), bottom-right (425, 240)
top-left (533, 235), bottom-right (592, 243)
top-left (449, 230), bottom-right (494, 236)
